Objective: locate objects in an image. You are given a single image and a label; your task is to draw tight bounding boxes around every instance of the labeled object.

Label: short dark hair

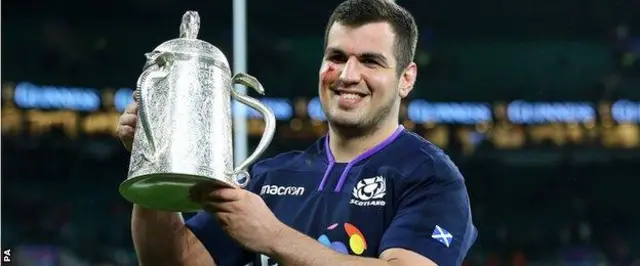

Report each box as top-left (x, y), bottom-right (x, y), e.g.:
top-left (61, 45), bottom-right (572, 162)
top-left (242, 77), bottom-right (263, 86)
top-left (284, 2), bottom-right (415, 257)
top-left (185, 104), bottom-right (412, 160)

top-left (323, 0), bottom-right (419, 75)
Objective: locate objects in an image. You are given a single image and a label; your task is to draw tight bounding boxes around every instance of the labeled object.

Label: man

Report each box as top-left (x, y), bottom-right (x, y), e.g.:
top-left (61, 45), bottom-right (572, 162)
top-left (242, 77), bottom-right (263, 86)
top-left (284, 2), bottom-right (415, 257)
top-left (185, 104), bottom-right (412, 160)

top-left (117, 0), bottom-right (477, 265)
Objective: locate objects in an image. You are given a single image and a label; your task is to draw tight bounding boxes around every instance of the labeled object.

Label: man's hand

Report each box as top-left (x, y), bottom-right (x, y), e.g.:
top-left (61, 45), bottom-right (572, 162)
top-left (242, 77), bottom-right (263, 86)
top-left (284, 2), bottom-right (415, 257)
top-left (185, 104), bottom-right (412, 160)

top-left (117, 101), bottom-right (139, 152)
top-left (189, 182), bottom-right (285, 255)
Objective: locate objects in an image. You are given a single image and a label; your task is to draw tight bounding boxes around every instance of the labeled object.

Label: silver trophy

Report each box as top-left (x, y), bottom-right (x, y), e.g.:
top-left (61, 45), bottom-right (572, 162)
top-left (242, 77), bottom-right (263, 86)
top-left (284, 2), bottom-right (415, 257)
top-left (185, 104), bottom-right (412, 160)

top-left (119, 11), bottom-right (276, 212)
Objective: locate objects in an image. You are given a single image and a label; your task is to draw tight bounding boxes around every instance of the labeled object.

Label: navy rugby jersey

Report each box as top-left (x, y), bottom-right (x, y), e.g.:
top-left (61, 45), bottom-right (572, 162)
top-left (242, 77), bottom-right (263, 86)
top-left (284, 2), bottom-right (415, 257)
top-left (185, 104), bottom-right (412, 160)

top-left (186, 125), bottom-right (477, 266)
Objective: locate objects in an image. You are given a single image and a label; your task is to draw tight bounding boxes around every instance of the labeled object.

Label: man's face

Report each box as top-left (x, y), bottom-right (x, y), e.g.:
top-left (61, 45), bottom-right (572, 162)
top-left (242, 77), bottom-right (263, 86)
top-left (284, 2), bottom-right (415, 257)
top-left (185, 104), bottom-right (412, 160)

top-left (319, 22), bottom-right (410, 130)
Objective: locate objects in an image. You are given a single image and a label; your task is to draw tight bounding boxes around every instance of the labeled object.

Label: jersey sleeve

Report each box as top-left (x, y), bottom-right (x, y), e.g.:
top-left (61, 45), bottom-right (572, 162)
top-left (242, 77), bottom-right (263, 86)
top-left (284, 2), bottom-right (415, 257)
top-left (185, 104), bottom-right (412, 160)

top-left (185, 211), bottom-right (250, 266)
top-left (379, 157), bottom-right (478, 266)
top-left (185, 167), bottom-right (264, 266)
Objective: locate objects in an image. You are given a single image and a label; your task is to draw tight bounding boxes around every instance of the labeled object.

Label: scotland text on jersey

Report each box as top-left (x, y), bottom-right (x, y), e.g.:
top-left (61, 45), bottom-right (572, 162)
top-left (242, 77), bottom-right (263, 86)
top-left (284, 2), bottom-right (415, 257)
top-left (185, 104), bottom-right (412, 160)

top-left (350, 176), bottom-right (386, 207)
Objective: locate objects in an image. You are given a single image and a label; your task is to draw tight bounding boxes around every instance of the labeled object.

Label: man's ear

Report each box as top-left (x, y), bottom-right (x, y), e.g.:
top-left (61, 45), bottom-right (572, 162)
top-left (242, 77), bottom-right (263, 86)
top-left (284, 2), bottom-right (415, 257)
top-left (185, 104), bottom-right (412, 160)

top-left (398, 62), bottom-right (417, 98)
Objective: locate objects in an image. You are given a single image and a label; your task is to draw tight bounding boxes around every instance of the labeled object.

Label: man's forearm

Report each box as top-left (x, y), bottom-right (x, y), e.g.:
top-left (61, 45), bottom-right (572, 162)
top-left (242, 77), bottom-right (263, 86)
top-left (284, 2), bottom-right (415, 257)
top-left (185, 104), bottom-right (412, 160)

top-left (266, 225), bottom-right (391, 266)
top-left (131, 205), bottom-right (187, 265)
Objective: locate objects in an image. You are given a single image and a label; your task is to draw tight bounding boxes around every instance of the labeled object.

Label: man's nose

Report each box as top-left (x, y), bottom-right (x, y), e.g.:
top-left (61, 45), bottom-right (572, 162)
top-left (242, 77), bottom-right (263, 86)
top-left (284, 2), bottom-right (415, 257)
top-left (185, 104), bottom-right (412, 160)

top-left (338, 57), bottom-right (362, 85)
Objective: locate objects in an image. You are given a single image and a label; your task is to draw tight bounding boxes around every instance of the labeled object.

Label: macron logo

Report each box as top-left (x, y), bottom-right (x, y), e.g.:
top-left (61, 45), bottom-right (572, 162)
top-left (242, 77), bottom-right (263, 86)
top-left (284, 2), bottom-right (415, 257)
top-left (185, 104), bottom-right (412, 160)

top-left (260, 185), bottom-right (305, 196)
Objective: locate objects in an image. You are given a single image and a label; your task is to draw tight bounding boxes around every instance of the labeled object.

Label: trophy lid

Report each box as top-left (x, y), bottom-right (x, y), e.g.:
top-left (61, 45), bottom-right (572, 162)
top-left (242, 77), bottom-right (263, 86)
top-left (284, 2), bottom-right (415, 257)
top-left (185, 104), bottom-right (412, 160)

top-left (153, 11), bottom-right (230, 71)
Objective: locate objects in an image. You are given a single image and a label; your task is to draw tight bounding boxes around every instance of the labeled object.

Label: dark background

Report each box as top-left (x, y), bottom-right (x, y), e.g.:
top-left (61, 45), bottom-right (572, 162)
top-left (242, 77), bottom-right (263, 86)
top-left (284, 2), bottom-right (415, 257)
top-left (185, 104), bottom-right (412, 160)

top-left (2, 0), bottom-right (640, 265)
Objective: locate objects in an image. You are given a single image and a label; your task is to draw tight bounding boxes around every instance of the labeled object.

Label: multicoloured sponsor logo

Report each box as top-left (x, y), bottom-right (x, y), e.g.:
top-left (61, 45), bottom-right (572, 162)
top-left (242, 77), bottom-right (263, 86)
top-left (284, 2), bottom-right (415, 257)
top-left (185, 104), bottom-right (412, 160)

top-left (317, 222), bottom-right (367, 255)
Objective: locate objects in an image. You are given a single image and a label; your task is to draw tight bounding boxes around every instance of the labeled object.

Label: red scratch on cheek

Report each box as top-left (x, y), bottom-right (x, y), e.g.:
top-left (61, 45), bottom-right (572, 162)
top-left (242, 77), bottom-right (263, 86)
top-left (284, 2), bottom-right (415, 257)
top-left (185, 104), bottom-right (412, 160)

top-left (321, 63), bottom-right (339, 84)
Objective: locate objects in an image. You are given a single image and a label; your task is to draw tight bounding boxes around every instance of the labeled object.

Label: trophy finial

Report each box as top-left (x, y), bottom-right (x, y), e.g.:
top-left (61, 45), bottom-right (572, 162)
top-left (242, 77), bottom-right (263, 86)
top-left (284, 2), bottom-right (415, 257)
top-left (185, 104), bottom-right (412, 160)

top-left (180, 11), bottom-right (200, 39)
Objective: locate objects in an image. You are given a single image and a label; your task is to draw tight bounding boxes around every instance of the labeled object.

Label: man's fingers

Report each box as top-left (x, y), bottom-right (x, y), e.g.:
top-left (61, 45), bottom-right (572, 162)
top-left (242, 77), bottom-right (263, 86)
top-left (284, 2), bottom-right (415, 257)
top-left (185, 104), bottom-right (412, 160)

top-left (206, 188), bottom-right (241, 201)
top-left (117, 113), bottom-right (137, 146)
top-left (117, 103), bottom-right (138, 152)
top-left (189, 181), bottom-right (237, 203)
top-left (119, 113), bottom-right (138, 129)
top-left (117, 125), bottom-right (135, 151)
top-left (119, 113), bottom-right (138, 127)
top-left (190, 181), bottom-right (227, 197)
top-left (124, 102), bottom-right (139, 115)
top-left (118, 125), bottom-right (135, 139)
top-left (202, 202), bottom-right (233, 214)
top-left (189, 182), bottom-right (238, 215)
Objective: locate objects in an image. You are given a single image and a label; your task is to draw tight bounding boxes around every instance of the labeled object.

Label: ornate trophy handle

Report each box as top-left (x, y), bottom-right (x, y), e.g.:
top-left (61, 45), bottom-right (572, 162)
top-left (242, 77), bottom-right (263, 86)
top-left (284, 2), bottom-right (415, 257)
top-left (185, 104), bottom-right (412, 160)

top-left (134, 52), bottom-right (175, 161)
top-left (228, 73), bottom-right (277, 188)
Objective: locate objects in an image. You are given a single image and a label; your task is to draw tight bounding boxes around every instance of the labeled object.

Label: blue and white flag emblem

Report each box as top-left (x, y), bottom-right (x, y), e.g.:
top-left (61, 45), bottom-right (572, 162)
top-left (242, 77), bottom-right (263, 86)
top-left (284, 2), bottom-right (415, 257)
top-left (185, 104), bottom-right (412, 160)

top-left (431, 225), bottom-right (453, 248)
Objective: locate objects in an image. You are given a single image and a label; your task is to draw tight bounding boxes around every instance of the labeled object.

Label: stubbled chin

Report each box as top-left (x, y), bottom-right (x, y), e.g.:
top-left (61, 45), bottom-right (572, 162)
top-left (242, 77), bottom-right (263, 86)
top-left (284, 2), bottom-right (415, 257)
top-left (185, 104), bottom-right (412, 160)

top-left (327, 105), bottom-right (366, 125)
top-left (327, 113), bottom-right (362, 128)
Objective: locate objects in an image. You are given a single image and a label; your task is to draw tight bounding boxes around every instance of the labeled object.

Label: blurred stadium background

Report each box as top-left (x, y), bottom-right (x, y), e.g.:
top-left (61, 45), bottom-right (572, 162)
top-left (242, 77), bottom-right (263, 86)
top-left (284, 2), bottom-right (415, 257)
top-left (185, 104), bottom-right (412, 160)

top-left (2, 0), bottom-right (640, 265)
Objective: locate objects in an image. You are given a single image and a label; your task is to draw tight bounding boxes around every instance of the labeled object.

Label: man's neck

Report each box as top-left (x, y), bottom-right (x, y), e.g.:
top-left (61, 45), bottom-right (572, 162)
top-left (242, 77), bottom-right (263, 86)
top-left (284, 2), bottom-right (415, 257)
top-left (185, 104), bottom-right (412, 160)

top-left (328, 120), bottom-right (400, 163)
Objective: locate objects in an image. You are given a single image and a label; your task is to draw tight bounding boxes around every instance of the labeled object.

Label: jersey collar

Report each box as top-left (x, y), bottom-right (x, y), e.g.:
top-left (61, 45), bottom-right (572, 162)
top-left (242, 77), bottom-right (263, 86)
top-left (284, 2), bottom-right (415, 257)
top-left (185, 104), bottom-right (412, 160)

top-left (317, 125), bottom-right (405, 192)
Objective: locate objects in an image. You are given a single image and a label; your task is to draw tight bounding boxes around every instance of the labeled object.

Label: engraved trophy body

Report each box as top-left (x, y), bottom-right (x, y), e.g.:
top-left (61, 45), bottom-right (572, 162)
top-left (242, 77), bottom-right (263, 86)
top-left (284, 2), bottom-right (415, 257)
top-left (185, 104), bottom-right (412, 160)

top-left (119, 11), bottom-right (276, 212)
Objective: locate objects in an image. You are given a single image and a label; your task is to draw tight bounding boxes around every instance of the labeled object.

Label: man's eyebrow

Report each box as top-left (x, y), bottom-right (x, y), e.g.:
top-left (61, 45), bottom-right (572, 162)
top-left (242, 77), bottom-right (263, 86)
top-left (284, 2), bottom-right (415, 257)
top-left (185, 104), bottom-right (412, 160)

top-left (360, 52), bottom-right (388, 65)
top-left (324, 47), bottom-right (345, 55)
top-left (324, 47), bottom-right (389, 66)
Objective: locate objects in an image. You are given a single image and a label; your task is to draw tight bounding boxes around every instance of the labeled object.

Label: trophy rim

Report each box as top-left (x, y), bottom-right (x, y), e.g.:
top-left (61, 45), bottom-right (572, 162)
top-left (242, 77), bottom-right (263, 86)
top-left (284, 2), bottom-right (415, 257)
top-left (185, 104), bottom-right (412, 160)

top-left (119, 173), bottom-right (235, 213)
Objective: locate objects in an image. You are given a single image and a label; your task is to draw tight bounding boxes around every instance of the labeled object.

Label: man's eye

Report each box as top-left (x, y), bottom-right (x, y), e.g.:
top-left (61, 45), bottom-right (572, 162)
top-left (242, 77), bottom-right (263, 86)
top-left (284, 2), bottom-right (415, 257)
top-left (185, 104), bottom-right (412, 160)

top-left (362, 59), bottom-right (379, 66)
top-left (328, 55), bottom-right (346, 62)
